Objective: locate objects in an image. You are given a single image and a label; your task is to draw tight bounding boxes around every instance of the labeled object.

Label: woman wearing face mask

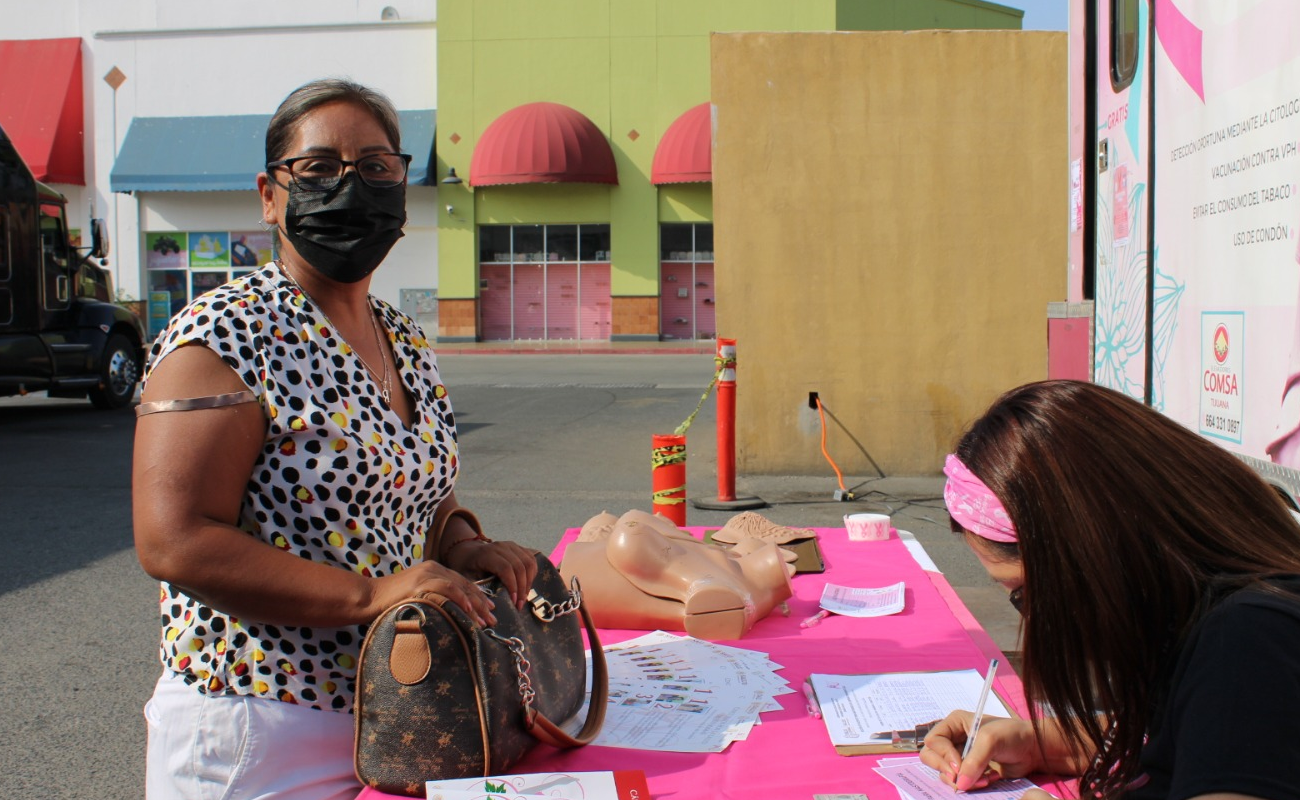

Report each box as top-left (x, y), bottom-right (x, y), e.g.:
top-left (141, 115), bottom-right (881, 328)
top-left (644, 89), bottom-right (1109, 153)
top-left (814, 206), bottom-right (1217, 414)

top-left (918, 380), bottom-right (1300, 800)
top-left (132, 79), bottom-right (538, 800)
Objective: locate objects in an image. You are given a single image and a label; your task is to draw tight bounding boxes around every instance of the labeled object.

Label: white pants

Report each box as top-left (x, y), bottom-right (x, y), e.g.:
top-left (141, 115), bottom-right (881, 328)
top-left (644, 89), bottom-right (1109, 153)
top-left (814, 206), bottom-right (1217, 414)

top-left (144, 670), bottom-right (361, 800)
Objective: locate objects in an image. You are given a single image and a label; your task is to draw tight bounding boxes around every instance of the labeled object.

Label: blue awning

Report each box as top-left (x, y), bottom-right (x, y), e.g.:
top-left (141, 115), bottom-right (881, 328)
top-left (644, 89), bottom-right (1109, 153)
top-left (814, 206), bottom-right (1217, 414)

top-left (110, 109), bottom-right (436, 192)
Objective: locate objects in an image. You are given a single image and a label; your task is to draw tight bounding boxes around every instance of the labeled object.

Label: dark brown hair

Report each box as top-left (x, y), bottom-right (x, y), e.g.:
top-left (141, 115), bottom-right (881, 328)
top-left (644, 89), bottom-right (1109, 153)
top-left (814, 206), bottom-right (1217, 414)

top-left (953, 380), bottom-right (1300, 798)
top-left (265, 78), bottom-right (402, 164)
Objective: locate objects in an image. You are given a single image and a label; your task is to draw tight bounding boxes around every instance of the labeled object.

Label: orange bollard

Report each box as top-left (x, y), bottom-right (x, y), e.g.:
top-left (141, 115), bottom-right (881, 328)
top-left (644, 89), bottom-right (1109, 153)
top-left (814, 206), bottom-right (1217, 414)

top-left (692, 338), bottom-right (766, 512)
top-left (651, 433), bottom-right (688, 525)
top-left (715, 338), bottom-right (738, 502)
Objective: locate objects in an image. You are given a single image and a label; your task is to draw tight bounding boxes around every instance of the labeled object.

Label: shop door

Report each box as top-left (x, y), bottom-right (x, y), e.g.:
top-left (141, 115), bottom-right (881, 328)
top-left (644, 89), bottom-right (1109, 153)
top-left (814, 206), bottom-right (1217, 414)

top-left (480, 263), bottom-right (513, 340)
top-left (545, 264), bottom-right (578, 340)
top-left (660, 262), bottom-right (716, 340)
top-left (579, 263), bottom-right (611, 340)
top-left (513, 264), bottom-right (545, 340)
top-left (693, 262), bottom-right (715, 339)
top-left (481, 261), bottom-right (612, 341)
top-left (660, 263), bottom-right (692, 339)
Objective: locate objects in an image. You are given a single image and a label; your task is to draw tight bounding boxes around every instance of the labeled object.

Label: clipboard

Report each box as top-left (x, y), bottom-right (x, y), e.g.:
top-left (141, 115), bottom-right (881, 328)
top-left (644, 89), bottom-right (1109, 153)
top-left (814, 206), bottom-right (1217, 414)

top-left (807, 669), bottom-right (1020, 756)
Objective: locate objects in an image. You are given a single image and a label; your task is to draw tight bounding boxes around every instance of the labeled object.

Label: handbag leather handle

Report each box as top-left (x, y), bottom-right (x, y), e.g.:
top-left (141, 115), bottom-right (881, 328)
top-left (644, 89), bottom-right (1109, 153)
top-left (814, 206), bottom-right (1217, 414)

top-left (523, 597), bottom-right (609, 748)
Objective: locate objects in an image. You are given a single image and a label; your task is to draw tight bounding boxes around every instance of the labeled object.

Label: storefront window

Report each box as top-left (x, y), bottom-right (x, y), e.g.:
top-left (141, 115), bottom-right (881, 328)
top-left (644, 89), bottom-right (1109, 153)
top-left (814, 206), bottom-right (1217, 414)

top-left (660, 224), bottom-right (693, 260)
top-left (549, 225), bottom-right (579, 261)
top-left (660, 223), bottom-right (713, 261)
top-left (513, 225), bottom-right (545, 262)
top-left (191, 271), bottom-right (228, 295)
top-left (659, 223), bottom-right (715, 340)
top-left (579, 225), bottom-right (611, 262)
top-left (478, 224), bottom-right (612, 265)
top-left (144, 229), bottom-right (274, 336)
top-left (477, 224), bottom-right (613, 341)
top-left (479, 226), bottom-right (511, 262)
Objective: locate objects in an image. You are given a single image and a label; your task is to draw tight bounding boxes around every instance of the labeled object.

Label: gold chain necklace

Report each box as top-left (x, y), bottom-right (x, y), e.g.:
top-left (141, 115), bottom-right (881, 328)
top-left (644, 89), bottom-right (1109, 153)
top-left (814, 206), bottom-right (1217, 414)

top-left (278, 261), bottom-right (393, 406)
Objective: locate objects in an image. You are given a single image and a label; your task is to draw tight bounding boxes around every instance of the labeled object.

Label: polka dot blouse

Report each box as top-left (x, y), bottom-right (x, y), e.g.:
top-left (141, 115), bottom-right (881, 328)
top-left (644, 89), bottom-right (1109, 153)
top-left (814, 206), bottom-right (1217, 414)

top-left (143, 262), bottom-right (458, 712)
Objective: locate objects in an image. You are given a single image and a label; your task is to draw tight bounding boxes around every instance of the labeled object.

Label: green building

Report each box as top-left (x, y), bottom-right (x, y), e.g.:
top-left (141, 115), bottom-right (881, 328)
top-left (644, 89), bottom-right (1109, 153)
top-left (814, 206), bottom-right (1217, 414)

top-left (434, 0), bottom-right (1022, 342)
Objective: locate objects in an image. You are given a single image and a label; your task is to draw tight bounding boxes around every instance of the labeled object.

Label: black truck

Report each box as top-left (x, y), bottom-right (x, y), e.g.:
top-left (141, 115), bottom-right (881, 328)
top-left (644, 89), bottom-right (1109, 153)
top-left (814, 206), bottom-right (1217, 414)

top-left (1, 124), bottom-right (145, 409)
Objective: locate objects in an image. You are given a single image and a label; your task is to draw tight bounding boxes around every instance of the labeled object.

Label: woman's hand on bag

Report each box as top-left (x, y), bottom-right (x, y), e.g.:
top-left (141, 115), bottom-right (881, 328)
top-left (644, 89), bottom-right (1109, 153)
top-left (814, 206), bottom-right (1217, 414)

top-left (921, 712), bottom-right (1041, 791)
top-left (369, 560), bottom-right (499, 627)
top-left (451, 540), bottom-right (540, 610)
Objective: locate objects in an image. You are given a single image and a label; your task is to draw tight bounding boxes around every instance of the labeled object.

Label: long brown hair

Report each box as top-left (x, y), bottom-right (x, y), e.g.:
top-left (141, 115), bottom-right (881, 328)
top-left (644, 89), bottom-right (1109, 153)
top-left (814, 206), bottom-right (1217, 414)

top-left (953, 380), bottom-right (1300, 798)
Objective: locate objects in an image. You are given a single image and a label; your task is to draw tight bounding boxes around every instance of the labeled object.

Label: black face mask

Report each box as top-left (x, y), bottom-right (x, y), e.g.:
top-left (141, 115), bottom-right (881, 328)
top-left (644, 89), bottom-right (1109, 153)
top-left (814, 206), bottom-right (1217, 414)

top-left (281, 173), bottom-right (406, 283)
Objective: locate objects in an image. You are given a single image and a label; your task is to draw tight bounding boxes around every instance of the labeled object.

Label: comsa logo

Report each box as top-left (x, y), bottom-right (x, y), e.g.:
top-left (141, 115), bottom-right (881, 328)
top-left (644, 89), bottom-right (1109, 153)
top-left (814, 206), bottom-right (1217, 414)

top-left (1212, 324), bottom-right (1230, 364)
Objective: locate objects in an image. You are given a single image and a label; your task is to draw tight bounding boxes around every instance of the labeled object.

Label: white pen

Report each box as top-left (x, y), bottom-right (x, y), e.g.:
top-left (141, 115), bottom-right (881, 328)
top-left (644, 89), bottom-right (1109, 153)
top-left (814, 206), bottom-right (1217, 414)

top-left (962, 658), bottom-right (999, 761)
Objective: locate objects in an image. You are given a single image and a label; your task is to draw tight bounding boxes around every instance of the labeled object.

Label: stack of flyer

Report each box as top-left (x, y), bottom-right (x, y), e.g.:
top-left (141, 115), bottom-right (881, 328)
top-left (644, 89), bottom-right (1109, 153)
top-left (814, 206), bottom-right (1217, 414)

top-left (873, 756), bottom-right (1041, 800)
top-left (572, 630), bottom-right (791, 752)
top-left (426, 771), bottom-right (649, 800)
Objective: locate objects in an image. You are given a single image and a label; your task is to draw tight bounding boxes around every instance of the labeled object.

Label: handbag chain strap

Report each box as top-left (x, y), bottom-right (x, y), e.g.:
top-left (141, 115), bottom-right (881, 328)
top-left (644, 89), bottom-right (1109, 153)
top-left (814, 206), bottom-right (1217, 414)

top-left (485, 631), bottom-right (539, 717)
top-left (526, 578), bottom-right (583, 622)
top-left (484, 579), bottom-right (584, 718)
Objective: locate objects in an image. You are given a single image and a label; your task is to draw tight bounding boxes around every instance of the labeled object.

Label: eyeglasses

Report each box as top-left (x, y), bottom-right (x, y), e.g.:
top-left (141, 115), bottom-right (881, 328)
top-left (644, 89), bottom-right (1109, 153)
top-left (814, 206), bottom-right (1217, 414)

top-left (266, 153), bottom-right (413, 191)
top-left (1008, 585), bottom-right (1026, 616)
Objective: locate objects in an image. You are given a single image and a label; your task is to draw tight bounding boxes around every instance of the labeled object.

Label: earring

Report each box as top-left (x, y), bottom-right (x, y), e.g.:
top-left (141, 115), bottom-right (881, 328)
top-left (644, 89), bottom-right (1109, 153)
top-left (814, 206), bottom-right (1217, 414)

top-left (258, 218), bottom-right (273, 232)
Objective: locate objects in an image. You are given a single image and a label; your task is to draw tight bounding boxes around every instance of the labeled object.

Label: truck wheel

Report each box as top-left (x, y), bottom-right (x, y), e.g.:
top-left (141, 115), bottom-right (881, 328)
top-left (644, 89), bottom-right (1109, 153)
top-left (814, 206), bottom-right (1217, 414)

top-left (89, 334), bottom-right (141, 410)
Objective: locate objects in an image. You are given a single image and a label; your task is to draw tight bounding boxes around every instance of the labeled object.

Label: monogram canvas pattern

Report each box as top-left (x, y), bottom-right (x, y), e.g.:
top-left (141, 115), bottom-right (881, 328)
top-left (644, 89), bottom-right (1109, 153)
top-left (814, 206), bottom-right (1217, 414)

top-left (355, 555), bottom-right (588, 795)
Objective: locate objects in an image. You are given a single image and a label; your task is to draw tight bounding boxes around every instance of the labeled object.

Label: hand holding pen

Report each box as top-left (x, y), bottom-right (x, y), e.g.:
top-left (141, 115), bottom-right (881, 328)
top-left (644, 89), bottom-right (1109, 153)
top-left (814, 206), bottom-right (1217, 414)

top-left (917, 659), bottom-right (1041, 792)
top-left (962, 659), bottom-right (998, 759)
top-left (957, 659), bottom-right (998, 791)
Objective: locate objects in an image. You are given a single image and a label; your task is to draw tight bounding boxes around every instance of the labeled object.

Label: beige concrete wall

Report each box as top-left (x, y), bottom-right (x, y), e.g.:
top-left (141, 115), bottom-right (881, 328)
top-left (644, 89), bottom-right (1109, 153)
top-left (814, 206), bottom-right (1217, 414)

top-left (712, 31), bottom-right (1066, 475)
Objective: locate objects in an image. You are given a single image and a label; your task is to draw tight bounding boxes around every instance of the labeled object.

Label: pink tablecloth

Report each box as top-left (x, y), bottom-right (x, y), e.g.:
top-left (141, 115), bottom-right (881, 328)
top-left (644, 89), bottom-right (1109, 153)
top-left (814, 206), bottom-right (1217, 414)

top-left (360, 528), bottom-right (1071, 800)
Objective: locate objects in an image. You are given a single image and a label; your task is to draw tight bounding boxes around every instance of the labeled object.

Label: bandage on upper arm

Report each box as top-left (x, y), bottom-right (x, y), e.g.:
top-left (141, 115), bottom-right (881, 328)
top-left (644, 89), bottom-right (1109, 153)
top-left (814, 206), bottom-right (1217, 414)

top-left (135, 391), bottom-right (258, 417)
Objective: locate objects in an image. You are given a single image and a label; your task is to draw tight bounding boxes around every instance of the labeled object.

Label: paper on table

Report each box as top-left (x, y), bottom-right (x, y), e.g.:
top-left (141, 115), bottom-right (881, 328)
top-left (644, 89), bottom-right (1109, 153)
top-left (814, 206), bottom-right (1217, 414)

top-left (874, 756), bottom-right (1039, 800)
top-left (809, 669), bottom-right (1013, 752)
top-left (425, 770), bottom-right (650, 800)
top-left (569, 632), bottom-right (789, 752)
top-left (428, 791), bottom-right (544, 800)
top-left (818, 581), bottom-right (906, 617)
top-left (595, 675), bottom-right (773, 751)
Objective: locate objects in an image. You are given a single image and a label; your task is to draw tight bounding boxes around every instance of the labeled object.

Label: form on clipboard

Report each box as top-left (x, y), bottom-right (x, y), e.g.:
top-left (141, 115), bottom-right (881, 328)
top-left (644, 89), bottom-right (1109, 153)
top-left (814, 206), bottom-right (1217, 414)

top-left (808, 669), bottom-right (1016, 755)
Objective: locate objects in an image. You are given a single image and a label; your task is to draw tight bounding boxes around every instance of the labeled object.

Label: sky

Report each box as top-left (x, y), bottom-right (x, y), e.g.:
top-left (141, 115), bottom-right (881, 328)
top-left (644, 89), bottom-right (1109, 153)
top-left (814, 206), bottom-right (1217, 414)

top-left (1001, 0), bottom-right (1069, 31)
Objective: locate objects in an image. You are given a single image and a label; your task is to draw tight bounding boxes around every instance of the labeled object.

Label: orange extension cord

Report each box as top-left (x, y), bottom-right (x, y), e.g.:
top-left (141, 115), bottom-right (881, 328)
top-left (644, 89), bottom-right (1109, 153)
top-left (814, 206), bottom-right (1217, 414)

top-left (815, 396), bottom-right (851, 498)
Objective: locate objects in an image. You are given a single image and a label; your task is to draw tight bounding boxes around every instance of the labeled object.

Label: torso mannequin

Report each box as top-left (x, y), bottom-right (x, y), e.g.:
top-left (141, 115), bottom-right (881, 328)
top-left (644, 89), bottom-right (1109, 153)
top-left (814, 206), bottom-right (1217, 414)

top-left (561, 509), bottom-right (795, 640)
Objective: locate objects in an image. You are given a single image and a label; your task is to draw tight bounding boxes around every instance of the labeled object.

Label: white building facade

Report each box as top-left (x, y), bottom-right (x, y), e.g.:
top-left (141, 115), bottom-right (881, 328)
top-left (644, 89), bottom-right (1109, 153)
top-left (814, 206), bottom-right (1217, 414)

top-left (0, 0), bottom-right (439, 336)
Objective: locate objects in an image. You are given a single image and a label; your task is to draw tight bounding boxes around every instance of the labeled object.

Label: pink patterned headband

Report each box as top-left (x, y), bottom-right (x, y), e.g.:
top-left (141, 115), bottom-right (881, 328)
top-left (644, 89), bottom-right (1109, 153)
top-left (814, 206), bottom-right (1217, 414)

top-left (943, 454), bottom-right (1017, 543)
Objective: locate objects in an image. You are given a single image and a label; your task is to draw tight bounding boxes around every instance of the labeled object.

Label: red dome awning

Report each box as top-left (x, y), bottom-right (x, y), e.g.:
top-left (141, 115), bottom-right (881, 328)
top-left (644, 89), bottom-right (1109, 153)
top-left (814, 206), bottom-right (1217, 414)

top-left (651, 103), bottom-right (712, 185)
top-left (470, 101), bottom-right (617, 187)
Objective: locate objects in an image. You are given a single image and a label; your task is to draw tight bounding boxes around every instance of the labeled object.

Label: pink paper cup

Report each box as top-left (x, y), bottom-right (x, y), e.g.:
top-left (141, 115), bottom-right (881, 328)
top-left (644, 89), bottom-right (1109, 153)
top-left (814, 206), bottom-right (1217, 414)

top-left (844, 513), bottom-right (892, 541)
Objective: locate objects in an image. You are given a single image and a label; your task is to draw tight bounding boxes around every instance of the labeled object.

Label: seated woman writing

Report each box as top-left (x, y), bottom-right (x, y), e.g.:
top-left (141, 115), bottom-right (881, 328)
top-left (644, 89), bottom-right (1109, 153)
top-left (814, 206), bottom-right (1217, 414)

top-left (921, 380), bottom-right (1300, 800)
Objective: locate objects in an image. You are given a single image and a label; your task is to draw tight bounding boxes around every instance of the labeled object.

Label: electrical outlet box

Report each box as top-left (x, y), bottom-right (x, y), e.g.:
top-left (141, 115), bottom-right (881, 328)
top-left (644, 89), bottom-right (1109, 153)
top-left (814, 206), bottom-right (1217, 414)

top-left (808, 391), bottom-right (819, 410)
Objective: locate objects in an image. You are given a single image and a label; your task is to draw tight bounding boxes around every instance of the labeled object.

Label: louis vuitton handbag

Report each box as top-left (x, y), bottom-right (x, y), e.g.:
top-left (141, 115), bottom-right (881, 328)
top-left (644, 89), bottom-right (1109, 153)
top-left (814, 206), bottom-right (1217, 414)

top-left (354, 551), bottom-right (608, 796)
